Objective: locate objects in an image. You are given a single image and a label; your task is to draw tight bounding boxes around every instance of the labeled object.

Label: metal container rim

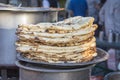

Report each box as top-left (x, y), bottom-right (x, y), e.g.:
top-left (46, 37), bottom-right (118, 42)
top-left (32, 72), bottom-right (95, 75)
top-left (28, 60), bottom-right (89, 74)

top-left (0, 7), bottom-right (63, 12)
top-left (16, 61), bottom-right (95, 73)
top-left (104, 72), bottom-right (120, 80)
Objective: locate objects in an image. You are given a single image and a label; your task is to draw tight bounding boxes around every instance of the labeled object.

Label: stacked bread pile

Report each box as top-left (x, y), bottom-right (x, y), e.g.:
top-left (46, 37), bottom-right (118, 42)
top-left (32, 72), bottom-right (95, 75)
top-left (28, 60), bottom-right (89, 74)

top-left (16, 16), bottom-right (98, 63)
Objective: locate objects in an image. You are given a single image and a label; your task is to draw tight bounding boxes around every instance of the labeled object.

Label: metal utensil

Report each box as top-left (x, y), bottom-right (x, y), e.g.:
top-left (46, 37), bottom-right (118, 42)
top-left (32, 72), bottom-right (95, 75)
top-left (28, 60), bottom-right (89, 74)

top-left (16, 61), bottom-right (95, 80)
top-left (17, 48), bottom-right (109, 69)
top-left (104, 72), bottom-right (120, 80)
top-left (0, 7), bottom-right (59, 67)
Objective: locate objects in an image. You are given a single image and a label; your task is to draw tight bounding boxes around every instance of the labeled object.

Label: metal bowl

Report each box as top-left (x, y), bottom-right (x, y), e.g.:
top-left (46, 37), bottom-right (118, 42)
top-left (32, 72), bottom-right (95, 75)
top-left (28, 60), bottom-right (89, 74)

top-left (17, 48), bottom-right (109, 68)
top-left (104, 72), bottom-right (120, 80)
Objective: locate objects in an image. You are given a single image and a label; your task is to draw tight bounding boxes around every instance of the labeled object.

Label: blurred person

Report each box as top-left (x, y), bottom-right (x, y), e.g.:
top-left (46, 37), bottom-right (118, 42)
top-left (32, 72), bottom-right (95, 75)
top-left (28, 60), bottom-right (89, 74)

top-left (67, 0), bottom-right (88, 17)
top-left (38, 0), bottom-right (59, 8)
top-left (9, 0), bottom-right (38, 7)
top-left (100, 0), bottom-right (106, 7)
top-left (99, 0), bottom-right (120, 71)
top-left (9, 0), bottom-right (19, 6)
top-left (65, 0), bottom-right (71, 17)
top-left (42, 0), bottom-right (50, 8)
top-left (87, 0), bottom-right (100, 23)
top-left (48, 0), bottom-right (59, 8)
top-left (65, 0), bottom-right (71, 10)
top-left (29, 0), bottom-right (38, 7)
top-left (99, 0), bottom-right (120, 35)
top-left (8, 0), bottom-right (59, 7)
top-left (87, 0), bottom-right (101, 36)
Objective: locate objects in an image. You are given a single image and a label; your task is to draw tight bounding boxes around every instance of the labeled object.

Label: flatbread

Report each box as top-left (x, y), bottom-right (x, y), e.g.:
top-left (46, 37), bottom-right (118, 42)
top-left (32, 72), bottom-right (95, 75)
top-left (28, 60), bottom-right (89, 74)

top-left (18, 16), bottom-right (94, 32)
top-left (21, 47), bottom-right (96, 63)
top-left (17, 32), bottom-right (94, 44)
top-left (16, 16), bottom-right (97, 63)
top-left (16, 37), bottom-right (96, 53)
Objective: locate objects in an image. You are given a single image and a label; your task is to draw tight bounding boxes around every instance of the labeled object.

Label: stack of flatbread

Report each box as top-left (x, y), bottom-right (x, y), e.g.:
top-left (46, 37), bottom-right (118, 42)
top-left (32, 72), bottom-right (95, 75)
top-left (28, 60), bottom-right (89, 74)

top-left (16, 16), bottom-right (98, 63)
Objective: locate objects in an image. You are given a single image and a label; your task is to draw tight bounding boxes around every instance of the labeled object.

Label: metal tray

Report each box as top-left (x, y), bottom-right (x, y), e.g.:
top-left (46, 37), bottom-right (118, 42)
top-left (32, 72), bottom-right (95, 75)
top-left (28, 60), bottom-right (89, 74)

top-left (17, 48), bottom-right (109, 68)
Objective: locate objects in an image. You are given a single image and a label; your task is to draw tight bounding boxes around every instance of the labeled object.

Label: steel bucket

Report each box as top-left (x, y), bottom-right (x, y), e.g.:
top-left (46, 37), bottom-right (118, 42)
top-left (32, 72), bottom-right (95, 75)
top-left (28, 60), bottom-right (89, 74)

top-left (0, 7), bottom-right (59, 67)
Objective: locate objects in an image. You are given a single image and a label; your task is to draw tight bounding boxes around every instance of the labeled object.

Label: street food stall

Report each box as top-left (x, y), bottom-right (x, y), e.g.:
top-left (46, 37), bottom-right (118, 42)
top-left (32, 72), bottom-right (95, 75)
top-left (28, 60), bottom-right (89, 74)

top-left (0, 5), bottom-right (110, 79)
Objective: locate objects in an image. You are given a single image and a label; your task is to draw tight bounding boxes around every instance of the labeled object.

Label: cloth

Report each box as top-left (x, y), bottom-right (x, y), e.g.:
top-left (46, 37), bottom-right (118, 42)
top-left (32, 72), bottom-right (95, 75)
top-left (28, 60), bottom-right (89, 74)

top-left (107, 49), bottom-right (117, 71)
top-left (99, 0), bottom-right (120, 35)
top-left (42, 0), bottom-right (50, 8)
top-left (30, 0), bottom-right (38, 7)
top-left (65, 0), bottom-right (72, 18)
top-left (65, 0), bottom-right (71, 10)
top-left (68, 0), bottom-right (88, 16)
top-left (48, 0), bottom-right (58, 8)
top-left (9, 0), bottom-right (19, 6)
top-left (42, 0), bottom-right (59, 8)
top-left (87, 0), bottom-right (100, 22)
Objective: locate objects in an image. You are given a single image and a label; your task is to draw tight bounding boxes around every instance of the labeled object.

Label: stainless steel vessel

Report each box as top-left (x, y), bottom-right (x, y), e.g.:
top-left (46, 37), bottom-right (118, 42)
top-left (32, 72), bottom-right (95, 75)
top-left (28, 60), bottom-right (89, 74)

top-left (16, 61), bottom-right (94, 80)
top-left (0, 7), bottom-right (59, 67)
top-left (16, 48), bottom-right (108, 80)
top-left (104, 72), bottom-right (120, 80)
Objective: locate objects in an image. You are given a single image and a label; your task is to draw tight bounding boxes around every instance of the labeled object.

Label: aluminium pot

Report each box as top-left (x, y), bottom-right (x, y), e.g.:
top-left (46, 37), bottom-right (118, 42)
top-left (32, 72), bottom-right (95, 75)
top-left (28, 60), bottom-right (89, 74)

top-left (0, 7), bottom-right (59, 67)
top-left (16, 61), bottom-right (95, 80)
top-left (104, 72), bottom-right (120, 80)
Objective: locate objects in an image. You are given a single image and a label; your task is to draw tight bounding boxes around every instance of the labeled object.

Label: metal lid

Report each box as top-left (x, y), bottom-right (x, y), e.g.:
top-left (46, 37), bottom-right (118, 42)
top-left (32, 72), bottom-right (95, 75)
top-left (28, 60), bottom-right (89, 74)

top-left (0, 7), bottom-right (64, 12)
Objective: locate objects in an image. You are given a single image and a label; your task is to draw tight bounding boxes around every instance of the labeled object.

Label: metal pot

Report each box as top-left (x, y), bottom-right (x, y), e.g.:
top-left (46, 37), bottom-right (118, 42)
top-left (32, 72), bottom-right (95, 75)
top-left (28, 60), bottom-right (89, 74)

top-left (0, 7), bottom-right (59, 67)
top-left (16, 61), bottom-right (94, 80)
top-left (104, 72), bottom-right (120, 80)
